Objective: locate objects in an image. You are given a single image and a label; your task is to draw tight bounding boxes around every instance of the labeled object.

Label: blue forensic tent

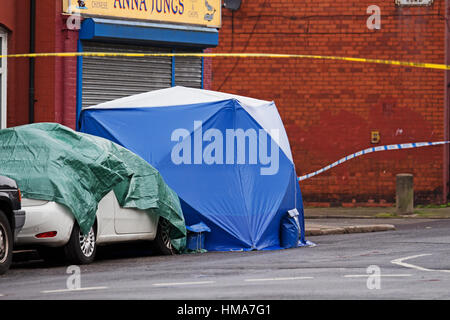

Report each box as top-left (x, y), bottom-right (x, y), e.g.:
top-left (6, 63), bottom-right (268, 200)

top-left (79, 86), bottom-right (307, 251)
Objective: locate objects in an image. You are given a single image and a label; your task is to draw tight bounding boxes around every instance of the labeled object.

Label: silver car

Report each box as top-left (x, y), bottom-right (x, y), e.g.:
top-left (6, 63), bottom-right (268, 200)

top-left (16, 191), bottom-right (174, 264)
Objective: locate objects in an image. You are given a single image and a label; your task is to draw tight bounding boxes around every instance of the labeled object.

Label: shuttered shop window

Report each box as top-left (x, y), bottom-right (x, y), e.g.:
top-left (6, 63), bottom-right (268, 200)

top-left (82, 42), bottom-right (172, 109)
top-left (174, 49), bottom-right (202, 89)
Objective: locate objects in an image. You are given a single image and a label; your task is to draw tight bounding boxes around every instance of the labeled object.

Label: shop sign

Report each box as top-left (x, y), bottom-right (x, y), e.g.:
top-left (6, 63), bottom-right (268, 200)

top-left (63, 0), bottom-right (221, 28)
top-left (394, 0), bottom-right (434, 6)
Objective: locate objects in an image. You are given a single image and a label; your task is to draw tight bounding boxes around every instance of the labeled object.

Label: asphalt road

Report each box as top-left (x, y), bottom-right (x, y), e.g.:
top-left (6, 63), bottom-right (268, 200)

top-left (1, 218), bottom-right (449, 300)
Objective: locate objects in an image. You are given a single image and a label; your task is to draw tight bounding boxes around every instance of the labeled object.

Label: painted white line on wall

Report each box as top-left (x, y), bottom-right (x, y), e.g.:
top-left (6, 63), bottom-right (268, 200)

top-left (391, 254), bottom-right (450, 273)
top-left (41, 286), bottom-right (108, 294)
top-left (152, 281), bottom-right (216, 287)
top-left (245, 276), bottom-right (314, 282)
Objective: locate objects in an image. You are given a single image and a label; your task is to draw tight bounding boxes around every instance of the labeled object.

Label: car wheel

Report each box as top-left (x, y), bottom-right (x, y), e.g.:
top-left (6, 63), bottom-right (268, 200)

top-left (63, 223), bottom-right (96, 265)
top-left (153, 217), bottom-right (175, 255)
top-left (0, 210), bottom-right (13, 275)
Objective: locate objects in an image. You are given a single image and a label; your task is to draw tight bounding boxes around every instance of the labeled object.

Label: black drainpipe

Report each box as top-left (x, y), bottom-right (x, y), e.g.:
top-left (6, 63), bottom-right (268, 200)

top-left (29, 0), bottom-right (36, 123)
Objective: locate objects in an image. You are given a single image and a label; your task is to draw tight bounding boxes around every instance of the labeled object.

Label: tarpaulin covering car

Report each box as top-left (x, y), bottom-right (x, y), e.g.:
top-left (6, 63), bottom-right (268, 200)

top-left (80, 86), bottom-right (307, 251)
top-left (0, 123), bottom-right (186, 252)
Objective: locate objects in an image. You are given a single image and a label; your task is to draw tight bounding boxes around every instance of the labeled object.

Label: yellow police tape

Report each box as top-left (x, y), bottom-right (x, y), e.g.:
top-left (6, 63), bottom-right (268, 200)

top-left (0, 52), bottom-right (449, 71)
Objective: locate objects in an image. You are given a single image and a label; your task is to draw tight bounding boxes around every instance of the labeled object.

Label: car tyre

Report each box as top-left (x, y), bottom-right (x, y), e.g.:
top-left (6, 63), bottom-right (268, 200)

top-left (64, 223), bottom-right (96, 265)
top-left (153, 217), bottom-right (175, 255)
top-left (0, 210), bottom-right (13, 275)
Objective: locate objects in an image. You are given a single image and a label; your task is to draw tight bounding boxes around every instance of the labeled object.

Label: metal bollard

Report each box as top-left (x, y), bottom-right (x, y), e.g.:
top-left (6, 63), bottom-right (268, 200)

top-left (396, 173), bottom-right (414, 215)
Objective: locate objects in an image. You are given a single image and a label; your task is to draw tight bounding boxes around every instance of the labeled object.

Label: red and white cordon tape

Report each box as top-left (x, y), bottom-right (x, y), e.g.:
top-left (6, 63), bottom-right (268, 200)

top-left (298, 141), bottom-right (450, 181)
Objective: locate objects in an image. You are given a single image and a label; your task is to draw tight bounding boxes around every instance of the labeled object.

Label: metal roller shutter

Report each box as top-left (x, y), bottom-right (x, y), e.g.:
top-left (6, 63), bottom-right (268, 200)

top-left (82, 42), bottom-right (172, 109)
top-left (174, 49), bottom-right (203, 89)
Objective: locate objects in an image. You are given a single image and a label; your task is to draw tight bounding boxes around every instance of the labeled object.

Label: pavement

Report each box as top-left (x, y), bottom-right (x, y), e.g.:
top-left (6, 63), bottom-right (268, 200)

top-left (303, 205), bottom-right (450, 236)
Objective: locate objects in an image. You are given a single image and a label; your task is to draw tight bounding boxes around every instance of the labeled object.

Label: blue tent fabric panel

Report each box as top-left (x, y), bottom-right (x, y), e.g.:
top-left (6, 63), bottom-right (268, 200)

top-left (79, 100), bottom-right (231, 166)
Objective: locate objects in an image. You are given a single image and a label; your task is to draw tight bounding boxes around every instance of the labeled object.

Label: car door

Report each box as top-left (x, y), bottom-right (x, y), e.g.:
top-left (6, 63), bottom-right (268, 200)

top-left (96, 191), bottom-right (116, 237)
top-left (112, 193), bottom-right (157, 235)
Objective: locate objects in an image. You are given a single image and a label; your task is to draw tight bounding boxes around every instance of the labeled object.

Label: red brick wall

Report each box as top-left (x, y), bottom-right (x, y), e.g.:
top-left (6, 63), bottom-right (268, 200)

top-left (2, 0), bottom-right (77, 130)
top-left (34, 0), bottom-right (57, 125)
top-left (1, 0), bottom-right (31, 127)
top-left (212, 0), bottom-right (448, 205)
top-left (34, 0), bottom-right (77, 130)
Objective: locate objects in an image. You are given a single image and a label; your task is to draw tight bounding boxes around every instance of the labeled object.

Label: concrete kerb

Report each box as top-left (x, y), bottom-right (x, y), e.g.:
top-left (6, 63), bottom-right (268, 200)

top-left (303, 206), bottom-right (450, 236)
top-left (305, 223), bottom-right (396, 236)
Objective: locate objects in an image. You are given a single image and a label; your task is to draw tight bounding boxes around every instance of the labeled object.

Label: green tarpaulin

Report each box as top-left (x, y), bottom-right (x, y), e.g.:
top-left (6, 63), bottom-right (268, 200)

top-left (0, 123), bottom-right (186, 252)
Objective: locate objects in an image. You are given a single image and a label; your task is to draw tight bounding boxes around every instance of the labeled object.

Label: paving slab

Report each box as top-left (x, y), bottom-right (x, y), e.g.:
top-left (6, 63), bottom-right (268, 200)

top-left (304, 206), bottom-right (450, 219)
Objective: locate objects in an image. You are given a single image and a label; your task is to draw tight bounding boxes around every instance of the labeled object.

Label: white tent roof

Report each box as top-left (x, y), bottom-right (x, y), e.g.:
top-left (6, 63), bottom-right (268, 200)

top-left (86, 86), bottom-right (293, 162)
